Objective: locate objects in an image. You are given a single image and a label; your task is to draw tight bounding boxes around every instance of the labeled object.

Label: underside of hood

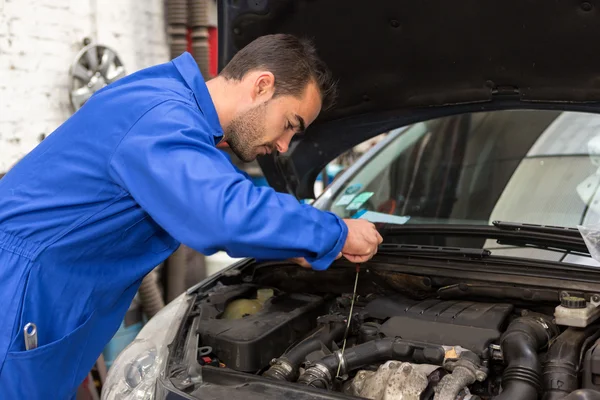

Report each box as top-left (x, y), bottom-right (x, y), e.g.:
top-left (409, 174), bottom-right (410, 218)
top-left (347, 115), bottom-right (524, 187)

top-left (218, 0), bottom-right (600, 197)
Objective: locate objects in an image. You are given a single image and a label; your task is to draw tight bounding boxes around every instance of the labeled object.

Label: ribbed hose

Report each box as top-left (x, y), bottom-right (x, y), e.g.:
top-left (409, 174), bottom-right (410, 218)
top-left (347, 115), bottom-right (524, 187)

top-left (138, 269), bottom-right (165, 319)
top-left (166, 0), bottom-right (187, 25)
top-left (189, 0), bottom-right (209, 27)
top-left (166, 0), bottom-right (188, 59)
top-left (298, 338), bottom-right (446, 388)
top-left (286, 323), bottom-right (346, 367)
top-left (264, 322), bottom-right (346, 381)
top-left (189, 0), bottom-right (210, 78)
top-left (543, 327), bottom-right (600, 400)
top-left (494, 316), bottom-right (558, 400)
top-left (191, 27), bottom-right (210, 78)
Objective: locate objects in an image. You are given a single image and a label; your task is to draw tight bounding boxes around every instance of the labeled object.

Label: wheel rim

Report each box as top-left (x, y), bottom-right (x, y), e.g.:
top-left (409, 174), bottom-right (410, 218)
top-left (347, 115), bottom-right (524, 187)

top-left (70, 44), bottom-right (126, 111)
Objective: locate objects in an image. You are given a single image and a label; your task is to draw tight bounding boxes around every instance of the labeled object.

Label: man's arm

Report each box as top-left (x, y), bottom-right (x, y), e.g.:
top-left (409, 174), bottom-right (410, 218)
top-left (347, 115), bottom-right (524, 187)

top-left (108, 100), bottom-right (347, 270)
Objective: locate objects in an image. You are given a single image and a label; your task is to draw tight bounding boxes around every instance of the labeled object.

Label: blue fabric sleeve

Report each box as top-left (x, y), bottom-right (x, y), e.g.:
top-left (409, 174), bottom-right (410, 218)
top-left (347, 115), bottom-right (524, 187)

top-left (108, 101), bottom-right (347, 270)
top-left (219, 149), bottom-right (253, 181)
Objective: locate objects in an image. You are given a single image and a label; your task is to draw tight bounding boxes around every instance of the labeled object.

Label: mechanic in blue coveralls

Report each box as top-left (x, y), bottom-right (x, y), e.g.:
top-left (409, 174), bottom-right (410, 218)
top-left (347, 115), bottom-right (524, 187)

top-left (0, 34), bottom-right (383, 398)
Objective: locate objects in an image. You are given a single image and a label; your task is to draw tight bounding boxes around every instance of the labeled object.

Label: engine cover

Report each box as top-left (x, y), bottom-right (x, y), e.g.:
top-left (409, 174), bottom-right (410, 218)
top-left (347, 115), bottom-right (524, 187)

top-left (363, 296), bottom-right (513, 357)
top-left (196, 285), bottom-right (325, 372)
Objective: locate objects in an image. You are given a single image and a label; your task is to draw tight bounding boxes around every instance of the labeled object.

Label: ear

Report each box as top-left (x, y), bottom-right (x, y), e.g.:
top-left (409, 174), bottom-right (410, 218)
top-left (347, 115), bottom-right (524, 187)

top-left (252, 71), bottom-right (275, 101)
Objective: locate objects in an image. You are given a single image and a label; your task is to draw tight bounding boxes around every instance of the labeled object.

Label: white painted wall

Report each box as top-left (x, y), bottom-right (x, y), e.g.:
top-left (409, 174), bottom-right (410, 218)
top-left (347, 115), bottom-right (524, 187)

top-left (0, 0), bottom-right (169, 173)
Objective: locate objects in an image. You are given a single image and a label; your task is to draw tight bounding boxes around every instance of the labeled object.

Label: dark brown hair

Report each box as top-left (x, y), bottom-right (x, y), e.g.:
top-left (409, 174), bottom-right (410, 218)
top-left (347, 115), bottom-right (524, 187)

top-left (220, 34), bottom-right (337, 110)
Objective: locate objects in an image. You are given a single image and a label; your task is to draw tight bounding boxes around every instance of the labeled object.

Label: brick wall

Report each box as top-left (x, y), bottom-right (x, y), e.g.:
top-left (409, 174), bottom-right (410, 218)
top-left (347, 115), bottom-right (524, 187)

top-left (0, 0), bottom-right (169, 173)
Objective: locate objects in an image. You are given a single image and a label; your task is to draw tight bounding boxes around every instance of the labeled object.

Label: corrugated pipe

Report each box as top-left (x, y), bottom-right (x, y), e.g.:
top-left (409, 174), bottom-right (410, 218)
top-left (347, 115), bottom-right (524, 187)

top-left (494, 315), bottom-right (559, 400)
top-left (543, 325), bottom-right (600, 400)
top-left (166, 0), bottom-right (211, 73)
top-left (264, 320), bottom-right (346, 382)
top-left (166, 0), bottom-right (188, 59)
top-left (138, 268), bottom-right (165, 319)
top-left (298, 338), bottom-right (447, 389)
top-left (189, 0), bottom-right (211, 78)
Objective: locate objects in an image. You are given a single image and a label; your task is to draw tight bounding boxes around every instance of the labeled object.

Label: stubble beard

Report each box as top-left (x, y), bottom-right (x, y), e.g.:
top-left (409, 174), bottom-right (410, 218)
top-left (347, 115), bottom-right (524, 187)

top-left (225, 102), bottom-right (270, 163)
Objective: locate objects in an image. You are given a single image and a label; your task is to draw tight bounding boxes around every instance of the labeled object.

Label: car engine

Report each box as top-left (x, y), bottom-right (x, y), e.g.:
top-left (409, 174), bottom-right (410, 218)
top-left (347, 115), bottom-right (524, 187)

top-left (182, 266), bottom-right (600, 400)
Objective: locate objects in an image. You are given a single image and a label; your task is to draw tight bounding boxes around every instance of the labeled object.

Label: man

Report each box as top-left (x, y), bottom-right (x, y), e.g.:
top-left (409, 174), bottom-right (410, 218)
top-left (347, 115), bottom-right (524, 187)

top-left (0, 34), bottom-right (382, 398)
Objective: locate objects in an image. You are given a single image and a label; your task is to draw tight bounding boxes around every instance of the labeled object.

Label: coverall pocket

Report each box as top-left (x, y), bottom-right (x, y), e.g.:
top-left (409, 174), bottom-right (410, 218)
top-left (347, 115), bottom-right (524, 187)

top-left (1, 311), bottom-right (97, 399)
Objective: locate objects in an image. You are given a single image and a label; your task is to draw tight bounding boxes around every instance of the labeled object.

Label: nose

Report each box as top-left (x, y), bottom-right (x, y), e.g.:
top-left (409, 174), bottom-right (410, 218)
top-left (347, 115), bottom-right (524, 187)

top-left (275, 137), bottom-right (291, 154)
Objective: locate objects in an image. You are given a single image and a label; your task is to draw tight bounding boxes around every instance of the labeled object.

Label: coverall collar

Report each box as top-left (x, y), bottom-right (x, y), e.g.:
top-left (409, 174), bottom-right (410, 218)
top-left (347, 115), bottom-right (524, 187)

top-left (173, 52), bottom-right (224, 142)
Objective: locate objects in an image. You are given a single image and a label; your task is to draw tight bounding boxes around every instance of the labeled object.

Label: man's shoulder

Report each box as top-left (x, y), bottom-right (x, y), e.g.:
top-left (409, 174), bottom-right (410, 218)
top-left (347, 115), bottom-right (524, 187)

top-left (93, 67), bottom-right (196, 108)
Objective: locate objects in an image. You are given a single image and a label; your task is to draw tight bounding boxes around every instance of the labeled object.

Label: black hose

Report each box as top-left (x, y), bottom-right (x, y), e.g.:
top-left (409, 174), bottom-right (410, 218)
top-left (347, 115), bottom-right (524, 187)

top-left (285, 323), bottom-right (345, 367)
top-left (263, 321), bottom-right (345, 381)
top-left (495, 316), bottom-right (558, 400)
top-left (563, 390), bottom-right (600, 400)
top-left (298, 338), bottom-right (446, 388)
top-left (543, 326), bottom-right (600, 400)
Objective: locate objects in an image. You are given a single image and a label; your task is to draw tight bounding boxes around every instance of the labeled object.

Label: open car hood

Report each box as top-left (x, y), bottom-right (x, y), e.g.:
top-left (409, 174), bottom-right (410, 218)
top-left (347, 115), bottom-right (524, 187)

top-left (218, 0), bottom-right (600, 198)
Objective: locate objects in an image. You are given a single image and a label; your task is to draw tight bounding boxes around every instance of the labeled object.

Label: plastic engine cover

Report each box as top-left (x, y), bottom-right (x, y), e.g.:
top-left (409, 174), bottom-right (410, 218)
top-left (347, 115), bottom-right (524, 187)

top-left (363, 296), bottom-right (513, 357)
top-left (196, 287), bottom-right (325, 372)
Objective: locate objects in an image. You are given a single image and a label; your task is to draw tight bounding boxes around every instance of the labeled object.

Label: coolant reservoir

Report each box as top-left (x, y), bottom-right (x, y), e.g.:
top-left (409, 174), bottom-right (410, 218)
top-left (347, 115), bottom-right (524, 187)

top-left (555, 295), bottom-right (600, 327)
top-left (222, 289), bottom-right (274, 320)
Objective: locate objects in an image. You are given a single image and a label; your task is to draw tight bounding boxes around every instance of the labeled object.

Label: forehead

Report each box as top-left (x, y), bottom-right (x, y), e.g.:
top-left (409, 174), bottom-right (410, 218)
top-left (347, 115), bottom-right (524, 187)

top-left (273, 82), bottom-right (322, 126)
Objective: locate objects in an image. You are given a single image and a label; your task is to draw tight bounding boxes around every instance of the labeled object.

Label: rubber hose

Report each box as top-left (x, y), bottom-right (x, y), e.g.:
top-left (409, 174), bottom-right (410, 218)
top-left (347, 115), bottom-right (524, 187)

top-left (434, 366), bottom-right (478, 400)
top-left (494, 316), bottom-right (558, 400)
top-left (167, 0), bottom-right (188, 59)
top-left (543, 326), bottom-right (600, 400)
top-left (263, 322), bottom-right (345, 381)
top-left (191, 28), bottom-right (210, 78)
top-left (138, 269), bottom-right (165, 319)
top-left (166, 0), bottom-right (187, 25)
top-left (285, 322), bottom-right (346, 366)
top-left (189, 0), bottom-right (209, 27)
top-left (563, 390), bottom-right (600, 400)
top-left (298, 338), bottom-right (446, 388)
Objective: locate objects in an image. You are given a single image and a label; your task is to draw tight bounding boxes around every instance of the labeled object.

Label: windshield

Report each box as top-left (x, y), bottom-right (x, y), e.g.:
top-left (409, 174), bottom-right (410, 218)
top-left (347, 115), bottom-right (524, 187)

top-left (325, 110), bottom-right (600, 227)
top-left (320, 110), bottom-right (600, 263)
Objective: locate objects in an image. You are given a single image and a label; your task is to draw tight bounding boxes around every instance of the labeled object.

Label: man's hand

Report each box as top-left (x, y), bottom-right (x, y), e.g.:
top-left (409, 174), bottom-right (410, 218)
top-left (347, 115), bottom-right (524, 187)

top-left (341, 219), bottom-right (383, 263)
top-left (289, 219), bottom-right (382, 268)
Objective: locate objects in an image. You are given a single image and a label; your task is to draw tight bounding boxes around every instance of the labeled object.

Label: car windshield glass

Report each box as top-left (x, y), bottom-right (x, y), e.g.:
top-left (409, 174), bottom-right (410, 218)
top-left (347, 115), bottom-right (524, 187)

top-left (322, 110), bottom-right (600, 263)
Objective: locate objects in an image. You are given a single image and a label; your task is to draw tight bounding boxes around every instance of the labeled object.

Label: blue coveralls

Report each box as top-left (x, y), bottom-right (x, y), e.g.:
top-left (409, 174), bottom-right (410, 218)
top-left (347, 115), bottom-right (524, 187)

top-left (0, 52), bottom-right (347, 399)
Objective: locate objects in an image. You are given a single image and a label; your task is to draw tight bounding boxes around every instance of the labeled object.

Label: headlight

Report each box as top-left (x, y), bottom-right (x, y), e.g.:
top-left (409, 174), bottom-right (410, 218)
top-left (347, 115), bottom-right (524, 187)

top-left (101, 292), bottom-right (189, 400)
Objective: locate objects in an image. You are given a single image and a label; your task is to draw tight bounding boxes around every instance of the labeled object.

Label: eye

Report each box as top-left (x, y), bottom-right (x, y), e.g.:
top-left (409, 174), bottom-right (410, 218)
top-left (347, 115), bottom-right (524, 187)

top-left (286, 121), bottom-right (293, 131)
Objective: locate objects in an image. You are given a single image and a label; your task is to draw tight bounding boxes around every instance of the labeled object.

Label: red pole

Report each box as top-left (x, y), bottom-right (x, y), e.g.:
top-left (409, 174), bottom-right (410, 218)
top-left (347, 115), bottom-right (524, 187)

top-left (208, 26), bottom-right (218, 77)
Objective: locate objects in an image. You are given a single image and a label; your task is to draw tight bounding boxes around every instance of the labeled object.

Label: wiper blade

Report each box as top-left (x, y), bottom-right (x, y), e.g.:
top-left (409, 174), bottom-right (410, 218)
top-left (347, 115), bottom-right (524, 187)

top-left (380, 222), bottom-right (588, 254)
top-left (378, 244), bottom-right (491, 258)
top-left (492, 221), bottom-right (583, 238)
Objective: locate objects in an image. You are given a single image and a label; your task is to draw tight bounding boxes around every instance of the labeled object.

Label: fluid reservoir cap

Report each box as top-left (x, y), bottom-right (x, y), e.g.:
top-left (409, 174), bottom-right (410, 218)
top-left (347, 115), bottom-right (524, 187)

top-left (561, 296), bottom-right (587, 309)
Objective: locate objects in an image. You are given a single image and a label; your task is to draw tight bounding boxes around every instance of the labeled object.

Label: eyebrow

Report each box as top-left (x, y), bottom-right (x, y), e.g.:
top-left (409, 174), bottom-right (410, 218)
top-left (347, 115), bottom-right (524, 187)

top-left (295, 114), bottom-right (306, 133)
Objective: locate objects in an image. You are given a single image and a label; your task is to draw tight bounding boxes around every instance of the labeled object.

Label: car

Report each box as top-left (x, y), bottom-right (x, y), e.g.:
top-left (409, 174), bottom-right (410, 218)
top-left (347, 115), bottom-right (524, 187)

top-left (101, 1), bottom-right (600, 399)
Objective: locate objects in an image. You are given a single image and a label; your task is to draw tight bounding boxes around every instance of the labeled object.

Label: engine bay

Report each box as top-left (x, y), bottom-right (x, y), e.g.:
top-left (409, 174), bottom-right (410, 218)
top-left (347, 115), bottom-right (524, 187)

top-left (168, 262), bottom-right (600, 400)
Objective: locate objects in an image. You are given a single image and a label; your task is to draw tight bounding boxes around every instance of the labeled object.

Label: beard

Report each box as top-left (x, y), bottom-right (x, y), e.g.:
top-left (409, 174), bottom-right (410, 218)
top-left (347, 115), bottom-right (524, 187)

top-left (225, 102), bottom-right (274, 162)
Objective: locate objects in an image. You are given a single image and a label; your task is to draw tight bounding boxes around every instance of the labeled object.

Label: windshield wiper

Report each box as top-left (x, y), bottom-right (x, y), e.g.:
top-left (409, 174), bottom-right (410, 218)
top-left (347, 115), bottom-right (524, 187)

top-left (491, 221), bottom-right (583, 237)
top-left (378, 244), bottom-right (491, 258)
top-left (380, 221), bottom-right (589, 254)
